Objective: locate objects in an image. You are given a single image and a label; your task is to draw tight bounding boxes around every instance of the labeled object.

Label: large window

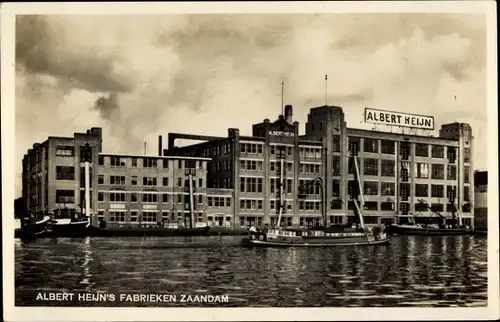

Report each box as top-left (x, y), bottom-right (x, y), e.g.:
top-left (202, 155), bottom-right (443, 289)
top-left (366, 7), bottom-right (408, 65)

top-left (464, 148), bottom-right (471, 163)
top-left (56, 166), bottom-right (75, 180)
top-left (364, 181), bottom-right (378, 195)
top-left (241, 143), bottom-right (264, 155)
top-left (240, 177), bottom-right (263, 193)
top-left (143, 158), bottom-right (157, 168)
top-left (381, 159), bottom-right (395, 177)
top-left (464, 186), bottom-right (470, 201)
top-left (109, 191), bottom-right (126, 202)
top-left (431, 164), bottom-right (444, 180)
top-left (431, 146), bottom-right (445, 158)
top-left (380, 182), bottom-right (395, 196)
top-left (56, 190), bottom-right (74, 203)
top-left (415, 184), bottom-right (428, 197)
top-left (415, 163), bottom-right (429, 178)
top-left (363, 158), bottom-right (378, 176)
top-left (110, 156), bottom-right (126, 167)
top-left (143, 177), bottom-right (157, 186)
top-left (415, 144), bottom-right (429, 157)
top-left (381, 140), bottom-right (395, 154)
top-left (142, 193), bottom-right (158, 203)
top-left (142, 212), bottom-right (158, 223)
top-left (110, 175), bottom-right (125, 185)
top-left (431, 184), bottom-right (444, 198)
top-left (56, 146), bottom-right (74, 157)
top-left (364, 138), bottom-right (378, 153)
top-left (240, 160), bottom-right (264, 171)
top-left (364, 201), bottom-right (378, 211)
top-left (332, 180), bottom-right (341, 197)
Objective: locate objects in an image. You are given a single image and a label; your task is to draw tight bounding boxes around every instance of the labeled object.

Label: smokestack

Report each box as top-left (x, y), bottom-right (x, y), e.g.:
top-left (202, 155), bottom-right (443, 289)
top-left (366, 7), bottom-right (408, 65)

top-left (284, 105), bottom-right (293, 123)
top-left (158, 135), bottom-right (163, 156)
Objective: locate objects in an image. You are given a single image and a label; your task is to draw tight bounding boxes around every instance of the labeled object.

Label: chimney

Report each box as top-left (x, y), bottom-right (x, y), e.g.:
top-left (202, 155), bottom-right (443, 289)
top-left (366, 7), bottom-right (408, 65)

top-left (158, 135), bottom-right (163, 156)
top-left (285, 105), bottom-right (293, 123)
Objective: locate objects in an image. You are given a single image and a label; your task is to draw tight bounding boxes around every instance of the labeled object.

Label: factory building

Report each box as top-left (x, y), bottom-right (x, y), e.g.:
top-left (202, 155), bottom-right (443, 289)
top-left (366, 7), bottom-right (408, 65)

top-left (166, 105), bottom-right (475, 229)
top-left (21, 127), bottom-right (103, 218)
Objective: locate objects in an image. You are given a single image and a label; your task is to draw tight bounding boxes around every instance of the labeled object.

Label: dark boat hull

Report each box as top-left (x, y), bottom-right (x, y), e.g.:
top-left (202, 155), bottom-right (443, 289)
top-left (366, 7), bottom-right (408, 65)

top-left (15, 217), bottom-right (51, 240)
top-left (242, 236), bottom-right (390, 247)
top-left (88, 226), bottom-right (210, 237)
top-left (44, 221), bottom-right (90, 238)
top-left (387, 225), bottom-right (471, 236)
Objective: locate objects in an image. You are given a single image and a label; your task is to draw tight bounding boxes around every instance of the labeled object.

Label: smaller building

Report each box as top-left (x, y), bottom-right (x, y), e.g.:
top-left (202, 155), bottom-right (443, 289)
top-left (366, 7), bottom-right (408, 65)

top-left (95, 153), bottom-right (213, 228)
top-left (474, 171), bottom-right (487, 230)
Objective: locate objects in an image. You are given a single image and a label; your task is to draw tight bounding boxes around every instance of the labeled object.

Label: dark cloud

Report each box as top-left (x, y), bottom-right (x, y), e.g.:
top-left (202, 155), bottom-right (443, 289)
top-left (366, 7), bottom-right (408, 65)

top-left (16, 15), bottom-right (134, 94)
top-left (95, 93), bottom-right (120, 120)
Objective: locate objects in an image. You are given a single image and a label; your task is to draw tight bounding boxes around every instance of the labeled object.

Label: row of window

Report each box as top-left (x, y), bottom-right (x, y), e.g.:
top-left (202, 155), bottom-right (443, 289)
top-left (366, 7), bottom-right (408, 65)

top-left (98, 156), bottom-right (203, 169)
top-left (207, 196), bottom-right (231, 208)
top-left (214, 160), bottom-right (232, 172)
top-left (100, 175), bottom-right (203, 188)
top-left (101, 211), bottom-right (205, 223)
top-left (99, 191), bottom-right (204, 204)
top-left (201, 143), bottom-right (232, 158)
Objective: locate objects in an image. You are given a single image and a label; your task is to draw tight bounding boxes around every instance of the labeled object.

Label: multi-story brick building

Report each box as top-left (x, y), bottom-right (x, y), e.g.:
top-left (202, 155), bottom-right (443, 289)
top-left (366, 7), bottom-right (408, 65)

top-left (95, 153), bottom-right (210, 228)
top-left (21, 127), bottom-right (103, 218)
top-left (166, 105), bottom-right (475, 229)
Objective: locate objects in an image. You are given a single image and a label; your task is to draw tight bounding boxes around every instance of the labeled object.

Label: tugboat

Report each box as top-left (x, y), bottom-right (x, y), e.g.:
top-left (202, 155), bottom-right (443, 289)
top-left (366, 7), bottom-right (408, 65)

top-left (45, 208), bottom-right (90, 238)
top-left (15, 212), bottom-right (53, 240)
top-left (242, 143), bottom-right (390, 247)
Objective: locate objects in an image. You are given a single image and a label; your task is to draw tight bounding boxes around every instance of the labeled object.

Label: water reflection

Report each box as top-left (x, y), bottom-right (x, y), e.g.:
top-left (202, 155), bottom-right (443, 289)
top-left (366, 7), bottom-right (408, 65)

top-left (15, 235), bottom-right (487, 307)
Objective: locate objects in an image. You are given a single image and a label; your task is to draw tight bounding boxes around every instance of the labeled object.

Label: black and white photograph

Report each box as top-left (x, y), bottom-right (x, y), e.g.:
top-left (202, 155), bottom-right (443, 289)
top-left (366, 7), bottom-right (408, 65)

top-left (2, 1), bottom-right (498, 321)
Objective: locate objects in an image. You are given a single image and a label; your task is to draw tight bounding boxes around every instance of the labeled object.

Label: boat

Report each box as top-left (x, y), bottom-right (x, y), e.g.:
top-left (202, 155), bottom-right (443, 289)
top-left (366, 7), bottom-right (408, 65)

top-left (386, 223), bottom-right (471, 236)
top-left (88, 225), bottom-right (210, 237)
top-left (241, 225), bottom-right (389, 247)
top-left (241, 144), bottom-right (390, 247)
top-left (14, 215), bottom-right (52, 240)
top-left (45, 216), bottom-right (91, 238)
top-left (387, 199), bottom-right (472, 236)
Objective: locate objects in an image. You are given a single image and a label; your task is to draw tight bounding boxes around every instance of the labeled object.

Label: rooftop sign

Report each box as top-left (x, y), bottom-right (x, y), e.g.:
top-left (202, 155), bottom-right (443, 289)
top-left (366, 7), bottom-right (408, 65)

top-left (364, 108), bottom-right (435, 130)
top-left (268, 130), bottom-right (294, 137)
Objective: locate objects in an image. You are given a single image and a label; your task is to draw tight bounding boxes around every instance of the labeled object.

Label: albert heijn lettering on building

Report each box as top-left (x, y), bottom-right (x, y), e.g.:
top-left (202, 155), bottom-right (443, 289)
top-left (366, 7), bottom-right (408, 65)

top-left (364, 108), bottom-right (435, 130)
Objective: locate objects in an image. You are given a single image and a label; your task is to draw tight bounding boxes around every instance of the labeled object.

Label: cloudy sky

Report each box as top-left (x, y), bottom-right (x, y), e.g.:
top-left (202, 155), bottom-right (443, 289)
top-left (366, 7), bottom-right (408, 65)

top-left (15, 13), bottom-right (487, 196)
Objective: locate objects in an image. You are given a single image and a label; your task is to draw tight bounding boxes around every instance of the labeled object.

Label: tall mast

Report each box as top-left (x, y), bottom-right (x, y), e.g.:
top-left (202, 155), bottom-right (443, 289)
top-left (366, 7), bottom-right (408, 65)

top-left (281, 81), bottom-right (284, 116)
top-left (325, 74), bottom-right (328, 106)
top-left (276, 146), bottom-right (285, 228)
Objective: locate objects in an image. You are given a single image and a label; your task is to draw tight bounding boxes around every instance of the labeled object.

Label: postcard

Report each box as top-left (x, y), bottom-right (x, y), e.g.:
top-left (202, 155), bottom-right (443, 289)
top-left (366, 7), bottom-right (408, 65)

top-left (1, 1), bottom-right (498, 321)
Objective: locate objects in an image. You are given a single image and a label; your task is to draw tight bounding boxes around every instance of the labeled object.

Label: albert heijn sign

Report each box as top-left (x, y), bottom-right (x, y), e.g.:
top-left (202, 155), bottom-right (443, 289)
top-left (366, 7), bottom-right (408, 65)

top-left (268, 130), bottom-right (295, 137)
top-left (364, 108), bottom-right (435, 130)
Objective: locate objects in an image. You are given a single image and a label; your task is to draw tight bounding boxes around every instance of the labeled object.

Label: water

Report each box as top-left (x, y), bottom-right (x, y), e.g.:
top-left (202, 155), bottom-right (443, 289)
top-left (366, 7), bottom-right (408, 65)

top-left (15, 235), bottom-right (487, 307)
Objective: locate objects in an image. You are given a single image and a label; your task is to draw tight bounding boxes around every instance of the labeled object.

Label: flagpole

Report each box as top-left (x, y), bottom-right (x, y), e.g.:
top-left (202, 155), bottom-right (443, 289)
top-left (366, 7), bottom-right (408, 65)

top-left (281, 81), bottom-right (284, 116)
top-left (325, 74), bottom-right (328, 106)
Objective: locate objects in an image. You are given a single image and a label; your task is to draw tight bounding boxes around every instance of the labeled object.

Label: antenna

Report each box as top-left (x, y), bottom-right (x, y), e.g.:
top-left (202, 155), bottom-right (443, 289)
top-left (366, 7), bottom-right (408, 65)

top-left (325, 74), bottom-right (328, 106)
top-left (281, 81), bottom-right (284, 116)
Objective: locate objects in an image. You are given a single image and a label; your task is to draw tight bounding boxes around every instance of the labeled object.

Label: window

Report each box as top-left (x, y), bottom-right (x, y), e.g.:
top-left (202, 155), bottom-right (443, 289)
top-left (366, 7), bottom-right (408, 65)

top-left (109, 191), bottom-right (126, 202)
top-left (380, 182), bottom-right (395, 196)
top-left (110, 176), bottom-right (126, 185)
top-left (162, 193), bottom-right (169, 203)
top-left (163, 159), bottom-right (169, 168)
top-left (56, 146), bottom-right (74, 157)
top-left (110, 156), bottom-right (126, 167)
top-left (332, 155), bottom-right (341, 175)
top-left (199, 178), bottom-right (203, 188)
top-left (364, 138), bottom-right (378, 153)
top-left (431, 164), bottom-right (444, 180)
top-left (143, 158), bottom-right (157, 168)
top-left (142, 193), bottom-right (158, 203)
top-left (415, 184), bottom-right (428, 197)
top-left (364, 181), bottom-right (378, 195)
top-left (98, 192), bottom-right (104, 201)
top-left (381, 140), bottom-right (395, 154)
top-left (381, 202), bottom-right (394, 211)
top-left (130, 211), bottom-right (138, 222)
top-left (142, 212), bottom-right (158, 223)
top-left (364, 201), bottom-right (378, 211)
top-left (363, 158), bottom-right (378, 176)
top-left (431, 203), bottom-right (444, 212)
top-left (56, 166), bottom-right (75, 180)
top-left (415, 202), bottom-right (428, 212)
top-left (177, 195), bottom-right (182, 203)
top-left (464, 166), bottom-right (470, 183)
top-left (464, 186), bottom-right (470, 201)
top-left (381, 160), bottom-right (395, 177)
top-left (109, 212), bottom-right (126, 223)
top-left (98, 175), bottom-right (104, 184)
top-left (143, 177), bottom-right (157, 186)
top-left (98, 155), bottom-right (104, 165)
top-left (464, 148), bottom-right (471, 163)
top-left (415, 144), bottom-right (429, 157)
top-left (431, 185), bottom-right (444, 198)
top-left (198, 195), bottom-right (203, 204)
top-left (132, 158), bottom-right (137, 167)
top-left (432, 146), bottom-right (445, 158)
top-left (332, 180), bottom-right (341, 197)
top-left (56, 190), bottom-right (74, 203)
top-left (239, 177), bottom-right (263, 193)
top-left (447, 165), bottom-right (457, 180)
top-left (415, 163), bottom-right (429, 178)
top-left (131, 193), bottom-right (138, 202)
top-left (163, 177), bottom-right (169, 186)
top-left (447, 147), bottom-right (457, 163)
top-left (332, 135), bottom-right (341, 152)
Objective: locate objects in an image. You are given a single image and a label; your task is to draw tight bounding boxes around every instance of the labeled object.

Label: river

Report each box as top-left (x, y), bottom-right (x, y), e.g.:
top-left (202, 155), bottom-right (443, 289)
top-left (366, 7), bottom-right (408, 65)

top-left (15, 235), bottom-right (487, 307)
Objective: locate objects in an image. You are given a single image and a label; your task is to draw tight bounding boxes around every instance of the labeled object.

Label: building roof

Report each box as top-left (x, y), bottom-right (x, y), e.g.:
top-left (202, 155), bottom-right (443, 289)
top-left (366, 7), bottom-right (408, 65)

top-left (98, 152), bottom-right (211, 161)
